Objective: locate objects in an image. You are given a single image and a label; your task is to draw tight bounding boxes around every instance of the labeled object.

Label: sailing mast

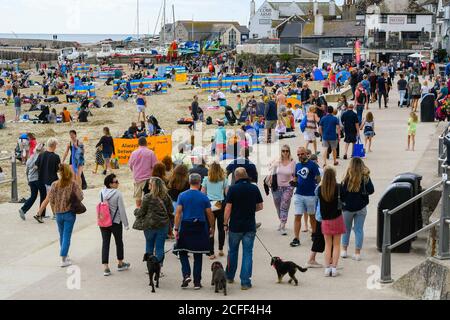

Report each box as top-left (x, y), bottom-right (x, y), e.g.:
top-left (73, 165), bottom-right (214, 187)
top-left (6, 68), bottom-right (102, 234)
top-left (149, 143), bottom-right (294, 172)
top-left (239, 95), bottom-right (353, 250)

top-left (172, 4), bottom-right (176, 41)
top-left (137, 0), bottom-right (140, 40)
top-left (162, 0), bottom-right (166, 45)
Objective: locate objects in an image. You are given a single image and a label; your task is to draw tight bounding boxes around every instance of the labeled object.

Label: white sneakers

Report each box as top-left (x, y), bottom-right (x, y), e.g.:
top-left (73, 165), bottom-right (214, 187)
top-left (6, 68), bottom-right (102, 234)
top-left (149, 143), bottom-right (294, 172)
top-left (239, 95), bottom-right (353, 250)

top-left (61, 258), bottom-right (72, 268)
top-left (278, 223), bottom-right (288, 236)
top-left (325, 267), bottom-right (339, 277)
top-left (341, 251), bottom-right (362, 261)
top-left (352, 254), bottom-right (362, 261)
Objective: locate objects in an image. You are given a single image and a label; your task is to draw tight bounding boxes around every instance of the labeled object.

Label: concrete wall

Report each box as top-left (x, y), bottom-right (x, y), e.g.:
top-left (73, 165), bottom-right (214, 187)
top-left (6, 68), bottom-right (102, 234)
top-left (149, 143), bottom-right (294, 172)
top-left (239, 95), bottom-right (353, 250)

top-left (0, 38), bottom-right (78, 49)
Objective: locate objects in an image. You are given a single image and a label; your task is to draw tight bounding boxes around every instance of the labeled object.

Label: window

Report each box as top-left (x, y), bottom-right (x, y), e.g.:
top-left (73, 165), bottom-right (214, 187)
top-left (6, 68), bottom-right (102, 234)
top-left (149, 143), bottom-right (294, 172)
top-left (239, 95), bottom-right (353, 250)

top-left (252, 33), bottom-right (259, 39)
top-left (379, 15), bottom-right (387, 23)
top-left (407, 15), bottom-right (416, 24)
top-left (229, 29), bottom-right (237, 47)
top-left (259, 19), bottom-right (271, 25)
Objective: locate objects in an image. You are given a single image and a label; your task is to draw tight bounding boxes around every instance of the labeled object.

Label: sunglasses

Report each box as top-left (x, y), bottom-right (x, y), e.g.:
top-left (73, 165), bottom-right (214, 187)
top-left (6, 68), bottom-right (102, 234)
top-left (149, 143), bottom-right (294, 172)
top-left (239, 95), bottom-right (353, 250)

top-left (297, 153), bottom-right (306, 157)
top-left (112, 180), bottom-right (119, 184)
top-left (282, 150), bottom-right (290, 153)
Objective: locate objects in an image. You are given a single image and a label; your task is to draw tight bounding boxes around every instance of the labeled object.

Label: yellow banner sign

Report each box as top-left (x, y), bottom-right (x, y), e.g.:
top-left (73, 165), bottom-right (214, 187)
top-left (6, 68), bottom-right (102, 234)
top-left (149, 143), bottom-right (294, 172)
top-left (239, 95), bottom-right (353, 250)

top-left (175, 73), bottom-right (187, 82)
top-left (113, 136), bottom-right (173, 165)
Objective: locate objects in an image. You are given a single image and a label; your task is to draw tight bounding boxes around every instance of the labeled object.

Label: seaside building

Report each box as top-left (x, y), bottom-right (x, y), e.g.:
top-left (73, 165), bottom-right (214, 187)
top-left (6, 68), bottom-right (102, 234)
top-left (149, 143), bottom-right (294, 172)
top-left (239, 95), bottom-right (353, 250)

top-left (248, 0), bottom-right (342, 39)
top-left (359, 0), bottom-right (433, 51)
top-left (160, 21), bottom-right (249, 48)
top-left (419, 0), bottom-right (450, 51)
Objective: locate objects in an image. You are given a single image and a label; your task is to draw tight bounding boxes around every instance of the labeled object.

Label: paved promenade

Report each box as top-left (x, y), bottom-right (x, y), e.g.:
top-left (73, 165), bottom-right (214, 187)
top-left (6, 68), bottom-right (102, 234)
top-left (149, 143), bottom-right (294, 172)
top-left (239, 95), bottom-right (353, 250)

top-left (0, 88), bottom-right (444, 300)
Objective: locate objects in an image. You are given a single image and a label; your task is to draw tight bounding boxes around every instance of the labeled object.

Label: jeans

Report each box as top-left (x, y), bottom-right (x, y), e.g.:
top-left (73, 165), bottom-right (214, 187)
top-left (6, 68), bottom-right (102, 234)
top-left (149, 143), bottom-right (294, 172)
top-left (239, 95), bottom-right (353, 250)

top-left (179, 252), bottom-right (203, 285)
top-left (56, 212), bottom-right (76, 257)
top-left (100, 223), bottom-right (124, 264)
top-left (399, 90), bottom-right (406, 107)
top-left (21, 180), bottom-right (39, 213)
top-left (378, 91), bottom-right (388, 108)
top-left (209, 208), bottom-right (225, 255)
top-left (144, 225), bottom-right (169, 265)
top-left (272, 186), bottom-right (294, 223)
top-left (226, 231), bottom-right (255, 287)
top-left (356, 105), bottom-right (364, 124)
top-left (38, 182), bottom-right (48, 216)
top-left (341, 207), bottom-right (367, 250)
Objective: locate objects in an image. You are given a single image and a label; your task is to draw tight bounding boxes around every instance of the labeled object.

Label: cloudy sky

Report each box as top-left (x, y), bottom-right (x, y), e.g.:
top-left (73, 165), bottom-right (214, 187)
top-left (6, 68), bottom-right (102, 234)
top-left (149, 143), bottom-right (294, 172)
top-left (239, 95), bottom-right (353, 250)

top-left (1, 0), bottom-right (344, 34)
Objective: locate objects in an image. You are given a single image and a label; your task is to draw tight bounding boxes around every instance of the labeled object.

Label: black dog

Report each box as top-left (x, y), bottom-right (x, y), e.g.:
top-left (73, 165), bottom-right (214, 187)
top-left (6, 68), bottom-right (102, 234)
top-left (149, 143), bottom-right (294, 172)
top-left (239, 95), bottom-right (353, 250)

top-left (271, 257), bottom-right (307, 286)
top-left (143, 253), bottom-right (161, 293)
top-left (211, 261), bottom-right (227, 296)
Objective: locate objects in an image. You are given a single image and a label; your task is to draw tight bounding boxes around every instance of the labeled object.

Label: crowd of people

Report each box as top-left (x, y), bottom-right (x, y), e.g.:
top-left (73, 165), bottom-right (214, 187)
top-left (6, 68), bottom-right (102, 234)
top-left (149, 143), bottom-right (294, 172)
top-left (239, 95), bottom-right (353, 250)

top-left (3, 51), bottom-right (449, 293)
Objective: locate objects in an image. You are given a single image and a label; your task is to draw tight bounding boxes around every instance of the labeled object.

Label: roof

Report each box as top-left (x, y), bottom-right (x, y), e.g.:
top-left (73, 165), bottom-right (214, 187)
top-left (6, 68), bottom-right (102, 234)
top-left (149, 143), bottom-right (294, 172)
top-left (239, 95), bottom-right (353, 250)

top-left (238, 26), bottom-right (250, 34)
top-left (420, 0), bottom-right (438, 5)
top-left (357, 0), bottom-right (433, 15)
top-left (302, 20), bottom-right (365, 38)
top-left (177, 21), bottom-right (242, 32)
top-left (267, 1), bottom-right (342, 17)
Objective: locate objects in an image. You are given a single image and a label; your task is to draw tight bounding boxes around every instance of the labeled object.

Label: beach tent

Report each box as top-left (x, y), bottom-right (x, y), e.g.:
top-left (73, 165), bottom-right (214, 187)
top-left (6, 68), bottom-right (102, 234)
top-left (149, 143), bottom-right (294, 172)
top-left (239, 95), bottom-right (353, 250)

top-left (336, 70), bottom-right (351, 83)
top-left (313, 69), bottom-right (325, 81)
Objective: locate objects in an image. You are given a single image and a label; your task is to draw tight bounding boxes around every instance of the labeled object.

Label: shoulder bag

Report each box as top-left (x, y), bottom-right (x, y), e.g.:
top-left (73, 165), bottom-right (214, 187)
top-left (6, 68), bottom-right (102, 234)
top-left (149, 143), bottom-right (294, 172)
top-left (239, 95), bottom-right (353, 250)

top-left (70, 183), bottom-right (87, 215)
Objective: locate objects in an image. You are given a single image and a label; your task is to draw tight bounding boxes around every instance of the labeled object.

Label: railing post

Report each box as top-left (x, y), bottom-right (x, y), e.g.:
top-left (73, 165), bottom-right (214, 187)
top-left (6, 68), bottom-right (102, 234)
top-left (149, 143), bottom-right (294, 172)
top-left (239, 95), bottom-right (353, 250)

top-left (10, 152), bottom-right (18, 203)
top-left (437, 166), bottom-right (450, 260)
top-left (380, 209), bottom-right (394, 284)
top-left (439, 136), bottom-right (444, 175)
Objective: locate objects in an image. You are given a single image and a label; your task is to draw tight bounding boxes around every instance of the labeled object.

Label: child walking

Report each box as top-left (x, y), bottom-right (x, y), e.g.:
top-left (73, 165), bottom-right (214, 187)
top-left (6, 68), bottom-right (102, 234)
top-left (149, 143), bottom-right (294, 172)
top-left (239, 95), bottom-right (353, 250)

top-left (360, 112), bottom-right (375, 152)
top-left (407, 112), bottom-right (418, 151)
top-left (93, 146), bottom-right (105, 174)
top-left (316, 167), bottom-right (346, 277)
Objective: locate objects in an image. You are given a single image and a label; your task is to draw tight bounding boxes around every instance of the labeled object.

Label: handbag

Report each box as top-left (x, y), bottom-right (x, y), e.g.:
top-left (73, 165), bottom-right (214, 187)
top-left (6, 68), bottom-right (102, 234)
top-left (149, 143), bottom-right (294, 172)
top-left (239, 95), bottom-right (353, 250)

top-left (69, 183), bottom-right (86, 215)
top-left (352, 137), bottom-right (366, 158)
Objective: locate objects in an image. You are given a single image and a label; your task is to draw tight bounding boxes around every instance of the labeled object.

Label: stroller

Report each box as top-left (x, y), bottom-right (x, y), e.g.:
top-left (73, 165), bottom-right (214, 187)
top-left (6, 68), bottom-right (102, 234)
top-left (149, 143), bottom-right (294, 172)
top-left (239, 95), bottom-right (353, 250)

top-left (224, 106), bottom-right (238, 125)
top-left (105, 77), bottom-right (114, 86)
top-left (37, 105), bottom-right (50, 123)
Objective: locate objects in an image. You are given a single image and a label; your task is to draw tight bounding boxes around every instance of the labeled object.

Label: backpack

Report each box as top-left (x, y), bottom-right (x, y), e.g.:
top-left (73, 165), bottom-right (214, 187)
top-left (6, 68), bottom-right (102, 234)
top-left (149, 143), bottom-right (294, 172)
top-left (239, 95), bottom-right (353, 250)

top-left (356, 89), bottom-right (366, 105)
top-left (96, 193), bottom-right (119, 228)
top-left (300, 116), bottom-right (308, 133)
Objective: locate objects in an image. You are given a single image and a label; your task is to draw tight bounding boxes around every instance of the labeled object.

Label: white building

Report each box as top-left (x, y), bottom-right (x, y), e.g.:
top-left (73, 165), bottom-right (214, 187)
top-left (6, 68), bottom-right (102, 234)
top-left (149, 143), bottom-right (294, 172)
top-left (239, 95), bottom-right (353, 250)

top-left (363, 0), bottom-right (433, 50)
top-left (248, 0), bottom-right (342, 39)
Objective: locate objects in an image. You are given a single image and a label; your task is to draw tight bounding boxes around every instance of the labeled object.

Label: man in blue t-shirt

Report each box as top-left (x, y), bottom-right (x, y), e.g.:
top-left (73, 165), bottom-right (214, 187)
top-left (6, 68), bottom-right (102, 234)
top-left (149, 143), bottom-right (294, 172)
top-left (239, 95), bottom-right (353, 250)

top-left (319, 106), bottom-right (341, 167)
top-left (291, 147), bottom-right (321, 247)
top-left (174, 174), bottom-right (214, 289)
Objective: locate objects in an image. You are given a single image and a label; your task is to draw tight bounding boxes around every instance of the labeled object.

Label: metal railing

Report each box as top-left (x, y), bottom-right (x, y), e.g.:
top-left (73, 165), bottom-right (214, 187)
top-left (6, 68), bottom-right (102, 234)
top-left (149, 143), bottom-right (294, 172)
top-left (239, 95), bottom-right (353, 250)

top-left (0, 152), bottom-right (18, 203)
top-left (438, 125), bottom-right (449, 175)
top-left (380, 126), bottom-right (450, 284)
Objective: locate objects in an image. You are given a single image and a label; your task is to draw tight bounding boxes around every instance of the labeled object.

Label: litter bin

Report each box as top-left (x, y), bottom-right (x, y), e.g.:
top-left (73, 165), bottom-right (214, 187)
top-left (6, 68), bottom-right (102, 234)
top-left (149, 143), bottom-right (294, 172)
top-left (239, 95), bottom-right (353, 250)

top-left (392, 173), bottom-right (423, 232)
top-left (377, 182), bottom-right (415, 253)
top-left (420, 94), bottom-right (436, 123)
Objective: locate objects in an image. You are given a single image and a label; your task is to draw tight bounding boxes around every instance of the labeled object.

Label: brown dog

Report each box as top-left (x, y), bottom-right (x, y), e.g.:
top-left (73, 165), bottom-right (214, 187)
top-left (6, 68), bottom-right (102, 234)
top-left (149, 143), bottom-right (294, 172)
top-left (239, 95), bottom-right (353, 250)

top-left (211, 261), bottom-right (227, 296)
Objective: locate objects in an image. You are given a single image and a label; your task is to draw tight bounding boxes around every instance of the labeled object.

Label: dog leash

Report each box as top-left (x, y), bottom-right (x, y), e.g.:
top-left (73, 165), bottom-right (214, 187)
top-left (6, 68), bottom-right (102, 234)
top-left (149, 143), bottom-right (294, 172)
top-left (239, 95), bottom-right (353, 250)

top-left (255, 233), bottom-right (273, 259)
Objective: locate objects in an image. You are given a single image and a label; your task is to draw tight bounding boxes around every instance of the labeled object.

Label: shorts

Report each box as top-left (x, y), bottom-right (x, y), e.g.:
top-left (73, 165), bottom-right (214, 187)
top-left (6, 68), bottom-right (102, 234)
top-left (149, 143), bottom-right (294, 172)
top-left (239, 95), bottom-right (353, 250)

top-left (279, 105), bottom-right (287, 113)
top-left (294, 194), bottom-right (317, 215)
top-left (134, 180), bottom-right (149, 200)
top-left (265, 120), bottom-right (277, 130)
top-left (412, 95), bottom-right (421, 100)
top-left (344, 134), bottom-right (357, 144)
top-left (303, 130), bottom-right (316, 142)
top-left (137, 105), bottom-right (146, 113)
top-left (102, 151), bottom-right (112, 159)
top-left (322, 140), bottom-right (337, 149)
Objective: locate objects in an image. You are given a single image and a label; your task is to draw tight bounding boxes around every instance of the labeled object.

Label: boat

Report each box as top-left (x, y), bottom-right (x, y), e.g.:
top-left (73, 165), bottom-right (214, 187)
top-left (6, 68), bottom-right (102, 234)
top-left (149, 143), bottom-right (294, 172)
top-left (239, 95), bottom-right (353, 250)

top-left (131, 47), bottom-right (154, 56)
top-left (58, 47), bottom-right (80, 62)
top-left (96, 44), bottom-right (115, 59)
top-left (113, 47), bottom-right (132, 57)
